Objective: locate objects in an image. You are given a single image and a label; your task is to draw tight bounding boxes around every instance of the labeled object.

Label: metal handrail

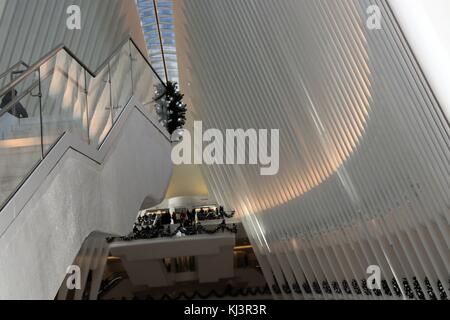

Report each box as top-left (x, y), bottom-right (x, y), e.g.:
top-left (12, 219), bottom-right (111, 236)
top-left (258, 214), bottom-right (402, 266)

top-left (0, 36), bottom-right (165, 109)
top-left (0, 60), bottom-right (29, 81)
top-left (0, 36), bottom-right (171, 212)
top-left (0, 79), bottom-right (40, 118)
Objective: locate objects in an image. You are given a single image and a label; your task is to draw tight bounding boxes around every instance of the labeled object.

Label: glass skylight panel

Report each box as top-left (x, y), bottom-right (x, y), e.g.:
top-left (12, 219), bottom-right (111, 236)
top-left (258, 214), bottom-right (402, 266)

top-left (136, 0), bottom-right (179, 82)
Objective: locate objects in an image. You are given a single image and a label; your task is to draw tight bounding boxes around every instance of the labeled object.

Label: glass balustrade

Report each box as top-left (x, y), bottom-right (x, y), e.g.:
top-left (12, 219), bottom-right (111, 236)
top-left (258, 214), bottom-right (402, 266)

top-left (110, 44), bottom-right (133, 122)
top-left (40, 50), bottom-right (89, 154)
top-left (87, 62), bottom-right (113, 148)
top-left (130, 44), bottom-right (163, 118)
top-left (0, 73), bottom-right (42, 207)
top-left (0, 39), bottom-right (166, 210)
top-left (0, 61), bottom-right (29, 90)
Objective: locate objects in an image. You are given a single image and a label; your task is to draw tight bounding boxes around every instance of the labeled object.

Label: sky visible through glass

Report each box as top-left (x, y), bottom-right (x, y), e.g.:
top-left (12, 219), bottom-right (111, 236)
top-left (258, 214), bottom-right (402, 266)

top-left (136, 0), bottom-right (179, 83)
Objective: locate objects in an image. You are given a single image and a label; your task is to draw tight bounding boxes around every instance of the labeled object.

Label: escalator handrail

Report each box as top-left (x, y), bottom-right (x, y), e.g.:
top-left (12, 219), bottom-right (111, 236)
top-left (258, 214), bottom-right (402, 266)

top-left (0, 35), bottom-right (165, 114)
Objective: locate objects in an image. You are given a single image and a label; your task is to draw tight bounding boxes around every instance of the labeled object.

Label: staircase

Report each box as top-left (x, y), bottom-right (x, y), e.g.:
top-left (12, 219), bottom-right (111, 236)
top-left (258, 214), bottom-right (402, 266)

top-left (0, 38), bottom-right (173, 299)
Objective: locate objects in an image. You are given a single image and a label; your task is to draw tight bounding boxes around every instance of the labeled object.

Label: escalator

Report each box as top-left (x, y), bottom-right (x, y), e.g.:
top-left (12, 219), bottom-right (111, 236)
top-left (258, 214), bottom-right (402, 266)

top-left (0, 37), bottom-right (173, 299)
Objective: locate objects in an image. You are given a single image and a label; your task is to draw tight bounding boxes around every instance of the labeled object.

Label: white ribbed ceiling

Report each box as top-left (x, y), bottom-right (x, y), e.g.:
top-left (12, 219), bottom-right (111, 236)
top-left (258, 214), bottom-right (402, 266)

top-left (174, 0), bottom-right (450, 299)
top-left (0, 0), bottom-right (146, 79)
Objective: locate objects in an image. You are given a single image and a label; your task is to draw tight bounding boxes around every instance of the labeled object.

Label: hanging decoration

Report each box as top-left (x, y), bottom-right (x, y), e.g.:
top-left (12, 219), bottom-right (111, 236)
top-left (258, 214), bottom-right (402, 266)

top-left (106, 219), bottom-right (237, 243)
top-left (99, 282), bottom-right (272, 300)
top-left (153, 81), bottom-right (187, 135)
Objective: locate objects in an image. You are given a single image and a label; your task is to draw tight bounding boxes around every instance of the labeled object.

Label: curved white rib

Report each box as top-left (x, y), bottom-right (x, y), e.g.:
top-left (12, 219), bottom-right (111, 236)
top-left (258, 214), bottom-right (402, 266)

top-left (174, 0), bottom-right (450, 300)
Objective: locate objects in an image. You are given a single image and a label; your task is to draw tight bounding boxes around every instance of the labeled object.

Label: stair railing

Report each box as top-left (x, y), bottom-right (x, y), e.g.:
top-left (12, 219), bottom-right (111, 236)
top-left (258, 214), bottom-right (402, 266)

top-left (0, 36), bottom-right (166, 210)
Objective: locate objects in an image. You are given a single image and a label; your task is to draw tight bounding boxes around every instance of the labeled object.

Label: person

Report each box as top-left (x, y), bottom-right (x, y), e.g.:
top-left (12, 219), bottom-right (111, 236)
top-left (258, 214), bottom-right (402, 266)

top-left (187, 209), bottom-right (195, 222)
top-left (180, 211), bottom-right (187, 222)
top-left (161, 211), bottom-right (171, 225)
top-left (199, 208), bottom-right (205, 220)
top-left (0, 89), bottom-right (28, 118)
top-left (206, 208), bottom-right (213, 220)
top-left (172, 211), bottom-right (177, 224)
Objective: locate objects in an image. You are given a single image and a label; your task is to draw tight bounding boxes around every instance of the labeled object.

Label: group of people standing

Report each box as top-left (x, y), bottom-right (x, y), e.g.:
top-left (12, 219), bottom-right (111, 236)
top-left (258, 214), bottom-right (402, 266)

top-left (138, 206), bottom-right (232, 229)
top-left (170, 209), bottom-right (196, 224)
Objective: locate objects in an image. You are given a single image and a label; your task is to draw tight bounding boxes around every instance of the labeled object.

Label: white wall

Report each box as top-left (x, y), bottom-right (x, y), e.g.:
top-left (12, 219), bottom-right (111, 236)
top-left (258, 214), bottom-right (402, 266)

top-left (0, 103), bottom-right (172, 299)
top-left (389, 0), bottom-right (450, 121)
